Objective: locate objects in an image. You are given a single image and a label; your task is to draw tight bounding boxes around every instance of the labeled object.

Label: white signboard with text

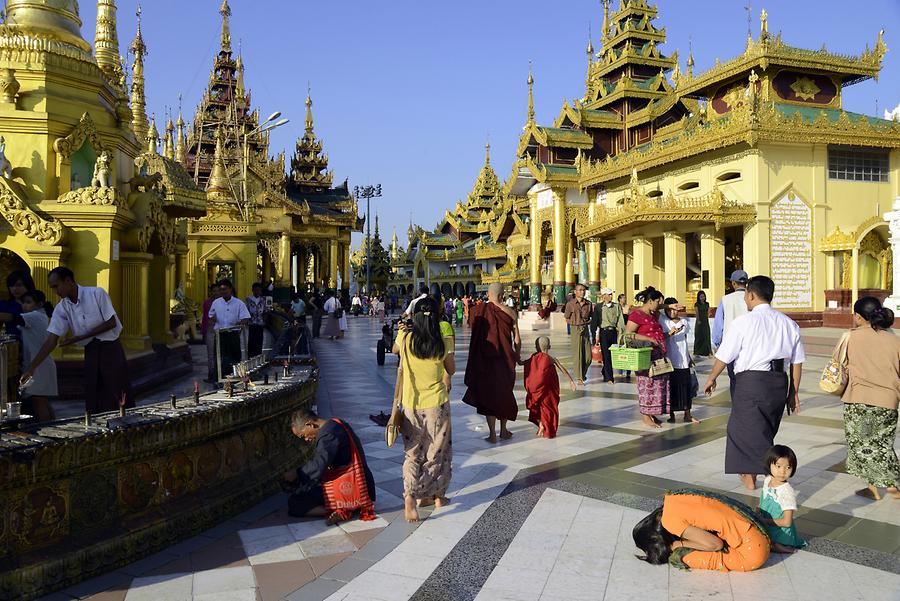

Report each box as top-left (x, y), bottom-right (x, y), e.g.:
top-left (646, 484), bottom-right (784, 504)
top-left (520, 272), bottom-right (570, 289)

top-left (770, 192), bottom-right (812, 309)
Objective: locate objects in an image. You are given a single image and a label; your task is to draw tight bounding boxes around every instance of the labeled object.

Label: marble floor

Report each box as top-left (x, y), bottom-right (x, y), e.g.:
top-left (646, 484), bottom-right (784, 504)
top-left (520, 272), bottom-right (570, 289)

top-left (42, 316), bottom-right (900, 601)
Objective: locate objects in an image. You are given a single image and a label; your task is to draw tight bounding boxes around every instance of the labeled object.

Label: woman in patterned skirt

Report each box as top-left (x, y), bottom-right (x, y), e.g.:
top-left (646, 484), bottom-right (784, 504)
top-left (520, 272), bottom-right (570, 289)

top-left (625, 287), bottom-right (670, 429)
top-left (840, 296), bottom-right (900, 500)
top-left (393, 295), bottom-right (455, 522)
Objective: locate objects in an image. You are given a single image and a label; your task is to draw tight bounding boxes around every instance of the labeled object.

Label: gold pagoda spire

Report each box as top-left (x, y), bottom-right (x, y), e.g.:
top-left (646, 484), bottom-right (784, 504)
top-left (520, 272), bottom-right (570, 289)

top-left (586, 31), bottom-right (594, 94)
top-left (175, 111), bottom-right (186, 164)
top-left (164, 116), bottom-right (175, 160)
top-left (305, 88), bottom-right (315, 134)
top-left (235, 52), bottom-right (245, 98)
top-left (526, 63), bottom-right (535, 125)
top-left (147, 116), bottom-right (159, 154)
top-left (206, 130), bottom-right (230, 197)
top-left (760, 9), bottom-right (768, 39)
top-left (219, 0), bottom-right (232, 53)
top-left (130, 5), bottom-right (149, 144)
top-left (601, 0), bottom-right (610, 46)
top-left (94, 0), bottom-right (122, 82)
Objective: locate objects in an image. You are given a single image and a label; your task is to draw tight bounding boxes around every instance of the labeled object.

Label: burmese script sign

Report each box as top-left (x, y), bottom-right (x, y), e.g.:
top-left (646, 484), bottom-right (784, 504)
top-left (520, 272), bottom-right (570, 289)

top-left (770, 193), bottom-right (812, 309)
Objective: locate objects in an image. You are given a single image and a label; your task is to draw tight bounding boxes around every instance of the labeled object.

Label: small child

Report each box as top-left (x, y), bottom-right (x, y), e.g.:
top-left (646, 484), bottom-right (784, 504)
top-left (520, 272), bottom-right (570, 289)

top-left (520, 336), bottom-right (577, 438)
top-left (759, 445), bottom-right (807, 553)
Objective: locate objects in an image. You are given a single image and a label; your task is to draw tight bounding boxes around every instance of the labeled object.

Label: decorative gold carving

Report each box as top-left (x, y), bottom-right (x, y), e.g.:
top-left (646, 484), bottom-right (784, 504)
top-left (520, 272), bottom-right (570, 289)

top-left (819, 226), bottom-right (855, 251)
top-left (789, 76), bottom-right (821, 101)
top-left (53, 112), bottom-right (107, 160)
top-left (58, 186), bottom-right (123, 207)
top-left (0, 178), bottom-right (65, 245)
top-left (0, 68), bottom-right (20, 105)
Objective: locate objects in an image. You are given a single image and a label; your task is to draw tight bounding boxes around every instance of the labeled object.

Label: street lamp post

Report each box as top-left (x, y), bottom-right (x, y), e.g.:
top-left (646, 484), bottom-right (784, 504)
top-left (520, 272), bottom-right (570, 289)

top-left (353, 184), bottom-right (382, 295)
top-left (241, 111), bottom-right (289, 221)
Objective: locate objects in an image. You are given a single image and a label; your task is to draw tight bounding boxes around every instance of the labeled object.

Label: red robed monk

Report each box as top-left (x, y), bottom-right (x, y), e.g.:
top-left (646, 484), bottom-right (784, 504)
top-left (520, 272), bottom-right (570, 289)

top-left (463, 283), bottom-right (521, 444)
top-left (521, 336), bottom-right (577, 439)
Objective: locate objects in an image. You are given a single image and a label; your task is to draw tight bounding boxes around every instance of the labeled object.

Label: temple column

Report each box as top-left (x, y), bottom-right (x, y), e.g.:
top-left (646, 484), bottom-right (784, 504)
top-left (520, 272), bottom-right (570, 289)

top-left (279, 233), bottom-right (291, 287)
top-left (342, 241), bottom-right (351, 294)
top-left (587, 240), bottom-right (600, 302)
top-left (850, 246), bottom-right (859, 306)
top-left (118, 251), bottom-right (153, 352)
top-left (664, 232), bottom-right (687, 301)
top-left (700, 228), bottom-right (726, 304)
top-left (262, 254), bottom-right (272, 284)
top-left (883, 197), bottom-right (900, 312)
top-left (632, 236), bottom-right (653, 293)
top-left (25, 246), bottom-right (68, 288)
top-left (552, 188), bottom-right (567, 305)
top-left (329, 238), bottom-right (339, 289)
top-left (529, 193), bottom-right (541, 309)
top-left (606, 241), bottom-right (626, 298)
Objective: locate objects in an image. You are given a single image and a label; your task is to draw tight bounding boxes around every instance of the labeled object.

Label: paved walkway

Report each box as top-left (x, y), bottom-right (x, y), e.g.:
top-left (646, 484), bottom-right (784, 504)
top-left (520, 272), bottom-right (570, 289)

top-left (42, 316), bottom-right (900, 601)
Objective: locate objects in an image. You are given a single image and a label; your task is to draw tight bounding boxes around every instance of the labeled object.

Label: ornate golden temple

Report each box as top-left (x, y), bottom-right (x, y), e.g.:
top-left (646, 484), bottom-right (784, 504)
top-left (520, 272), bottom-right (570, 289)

top-left (0, 0), bottom-right (361, 395)
top-left (398, 0), bottom-right (898, 325)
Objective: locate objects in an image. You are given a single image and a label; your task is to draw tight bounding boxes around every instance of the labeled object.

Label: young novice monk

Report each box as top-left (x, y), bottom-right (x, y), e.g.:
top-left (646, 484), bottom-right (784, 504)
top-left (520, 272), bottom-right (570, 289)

top-left (521, 336), bottom-right (577, 438)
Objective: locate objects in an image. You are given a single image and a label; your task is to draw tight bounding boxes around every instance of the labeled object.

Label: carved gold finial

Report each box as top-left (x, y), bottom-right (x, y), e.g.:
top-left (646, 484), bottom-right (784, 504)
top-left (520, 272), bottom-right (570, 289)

top-left (219, 0), bottom-right (232, 53)
top-left (95, 0), bottom-right (123, 83)
top-left (527, 62), bottom-right (535, 125)
top-left (147, 116), bottom-right (159, 155)
top-left (175, 104), bottom-right (186, 165)
top-left (164, 115), bottom-right (175, 160)
top-left (206, 130), bottom-right (229, 196)
top-left (485, 141), bottom-right (491, 165)
top-left (130, 5), bottom-right (149, 144)
top-left (305, 87), bottom-right (314, 134)
top-left (760, 8), bottom-right (768, 39)
top-left (686, 40), bottom-right (694, 78)
top-left (601, 0), bottom-right (610, 44)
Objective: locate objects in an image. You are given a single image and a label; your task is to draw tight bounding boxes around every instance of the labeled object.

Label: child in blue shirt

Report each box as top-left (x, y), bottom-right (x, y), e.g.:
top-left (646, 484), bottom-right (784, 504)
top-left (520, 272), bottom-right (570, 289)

top-left (759, 445), bottom-right (807, 553)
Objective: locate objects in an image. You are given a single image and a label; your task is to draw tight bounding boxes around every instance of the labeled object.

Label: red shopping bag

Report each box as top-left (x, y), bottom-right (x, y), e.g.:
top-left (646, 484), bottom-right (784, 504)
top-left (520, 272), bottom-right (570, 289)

top-left (321, 419), bottom-right (377, 522)
top-left (591, 345), bottom-right (603, 364)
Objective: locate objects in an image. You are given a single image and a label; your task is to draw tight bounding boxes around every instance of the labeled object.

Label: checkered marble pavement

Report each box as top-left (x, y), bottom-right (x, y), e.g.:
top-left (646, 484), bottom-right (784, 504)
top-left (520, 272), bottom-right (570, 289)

top-left (41, 315), bottom-right (900, 601)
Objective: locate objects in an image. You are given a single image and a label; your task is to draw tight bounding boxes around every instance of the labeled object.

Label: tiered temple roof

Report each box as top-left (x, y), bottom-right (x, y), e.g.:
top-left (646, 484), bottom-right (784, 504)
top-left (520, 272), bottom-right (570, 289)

top-left (289, 92), bottom-right (334, 193)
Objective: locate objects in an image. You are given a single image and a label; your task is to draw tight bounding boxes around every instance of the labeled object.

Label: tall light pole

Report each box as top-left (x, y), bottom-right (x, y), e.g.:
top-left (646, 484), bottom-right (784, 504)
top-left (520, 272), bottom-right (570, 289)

top-left (241, 111), bottom-right (289, 221)
top-left (354, 184), bottom-right (382, 295)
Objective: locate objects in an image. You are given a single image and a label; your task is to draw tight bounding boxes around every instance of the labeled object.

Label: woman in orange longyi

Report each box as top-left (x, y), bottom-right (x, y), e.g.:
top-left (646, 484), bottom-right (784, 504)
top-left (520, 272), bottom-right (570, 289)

top-left (633, 489), bottom-right (771, 572)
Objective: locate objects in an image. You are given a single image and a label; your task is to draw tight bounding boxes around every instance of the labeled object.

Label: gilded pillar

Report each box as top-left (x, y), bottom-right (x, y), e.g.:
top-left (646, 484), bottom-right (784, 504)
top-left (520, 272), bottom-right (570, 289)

top-left (663, 232), bottom-right (687, 302)
top-left (342, 241), bottom-right (351, 294)
top-left (329, 238), bottom-right (338, 289)
top-left (587, 240), bottom-right (600, 302)
top-left (700, 229), bottom-right (726, 303)
top-left (25, 246), bottom-right (68, 289)
top-left (850, 246), bottom-right (859, 306)
top-left (565, 239), bottom-right (576, 289)
top-left (632, 236), bottom-right (653, 293)
top-left (551, 188), bottom-right (567, 304)
top-left (605, 241), bottom-right (626, 299)
top-left (529, 193), bottom-right (541, 308)
top-left (120, 251), bottom-right (152, 352)
top-left (279, 233), bottom-right (291, 287)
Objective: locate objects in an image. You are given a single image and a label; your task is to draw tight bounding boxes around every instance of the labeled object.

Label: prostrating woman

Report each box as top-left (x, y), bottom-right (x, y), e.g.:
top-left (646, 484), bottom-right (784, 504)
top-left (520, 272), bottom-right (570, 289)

top-left (633, 489), bottom-right (770, 572)
top-left (693, 290), bottom-right (712, 356)
top-left (840, 296), bottom-right (900, 500)
top-left (625, 287), bottom-right (670, 429)
top-left (393, 296), bottom-right (455, 522)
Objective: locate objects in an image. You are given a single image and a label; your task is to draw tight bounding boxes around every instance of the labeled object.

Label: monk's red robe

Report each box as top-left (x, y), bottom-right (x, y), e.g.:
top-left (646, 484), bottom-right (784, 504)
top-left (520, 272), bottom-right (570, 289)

top-left (463, 302), bottom-right (518, 421)
top-left (523, 351), bottom-right (560, 438)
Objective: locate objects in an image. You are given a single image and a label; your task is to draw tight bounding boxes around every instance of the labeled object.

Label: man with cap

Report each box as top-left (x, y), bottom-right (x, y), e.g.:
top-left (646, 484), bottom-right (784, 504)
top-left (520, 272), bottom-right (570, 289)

top-left (564, 284), bottom-right (593, 384)
top-left (712, 269), bottom-right (749, 398)
top-left (703, 275), bottom-right (805, 491)
top-left (591, 287), bottom-right (626, 384)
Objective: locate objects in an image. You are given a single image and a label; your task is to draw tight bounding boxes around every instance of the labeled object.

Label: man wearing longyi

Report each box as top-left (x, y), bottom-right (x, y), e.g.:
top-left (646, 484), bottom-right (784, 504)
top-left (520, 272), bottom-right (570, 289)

top-left (703, 275), bottom-right (805, 491)
top-left (21, 267), bottom-right (131, 413)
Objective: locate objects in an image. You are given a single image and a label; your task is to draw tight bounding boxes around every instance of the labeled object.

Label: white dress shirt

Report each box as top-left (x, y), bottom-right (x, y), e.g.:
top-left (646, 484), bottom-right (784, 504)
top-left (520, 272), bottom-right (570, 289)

top-left (47, 285), bottom-right (122, 345)
top-left (208, 296), bottom-right (251, 330)
top-left (714, 304), bottom-right (805, 373)
top-left (659, 315), bottom-right (691, 369)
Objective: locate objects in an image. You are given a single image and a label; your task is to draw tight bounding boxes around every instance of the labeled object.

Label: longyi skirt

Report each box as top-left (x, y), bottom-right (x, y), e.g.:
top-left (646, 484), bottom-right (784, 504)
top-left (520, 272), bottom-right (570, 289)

top-left (844, 403), bottom-right (900, 488)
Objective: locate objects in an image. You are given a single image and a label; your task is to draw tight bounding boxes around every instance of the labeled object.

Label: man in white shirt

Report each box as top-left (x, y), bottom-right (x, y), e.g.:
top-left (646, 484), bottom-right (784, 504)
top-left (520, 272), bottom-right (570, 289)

top-left (703, 275), bottom-right (805, 491)
top-left (712, 269), bottom-right (749, 399)
top-left (403, 283), bottom-right (429, 318)
top-left (22, 266), bottom-right (131, 413)
top-left (209, 279), bottom-right (250, 378)
top-left (245, 282), bottom-right (267, 357)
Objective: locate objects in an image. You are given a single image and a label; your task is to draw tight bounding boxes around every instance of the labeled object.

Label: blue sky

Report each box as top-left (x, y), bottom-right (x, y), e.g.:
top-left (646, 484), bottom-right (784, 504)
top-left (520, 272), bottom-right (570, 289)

top-left (79, 1), bottom-right (900, 249)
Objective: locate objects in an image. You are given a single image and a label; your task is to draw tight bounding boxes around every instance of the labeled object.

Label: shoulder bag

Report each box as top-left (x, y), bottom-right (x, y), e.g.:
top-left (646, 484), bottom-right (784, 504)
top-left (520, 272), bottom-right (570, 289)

top-left (819, 332), bottom-right (850, 395)
top-left (648, 356), bottom-right (674, 378)
top-left (385, 337), bottom-right (405, 447)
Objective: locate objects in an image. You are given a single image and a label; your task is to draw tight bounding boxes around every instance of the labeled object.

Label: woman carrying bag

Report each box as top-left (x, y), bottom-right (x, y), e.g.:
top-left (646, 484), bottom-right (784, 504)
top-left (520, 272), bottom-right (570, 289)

top-left (837, 296), bottom-right (900, 501)
top-left (391, 296), bottom-right (455, 522)
top-left (625, 287), bottom-right (671, 429)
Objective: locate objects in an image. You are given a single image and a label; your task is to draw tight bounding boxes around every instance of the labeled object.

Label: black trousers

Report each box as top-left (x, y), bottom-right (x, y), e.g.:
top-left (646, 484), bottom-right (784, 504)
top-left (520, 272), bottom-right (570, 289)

top-left (248, 324), bottom-right (264, 357)
top-left (599, 328), bottom-right (617, 382)
top-left (725, 370), bottom-right (788, 474)
top-left (288, 485), bottom-right (325, 517)
top-left (84, 339), bottom-right (132, 413)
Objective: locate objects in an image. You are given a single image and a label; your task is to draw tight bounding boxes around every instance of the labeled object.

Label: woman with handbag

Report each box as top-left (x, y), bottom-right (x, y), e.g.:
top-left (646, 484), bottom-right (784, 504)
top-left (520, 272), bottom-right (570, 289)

top-left (625, 287), bottom-right (671, 429)
top-left (392, 296), bottom-right (455, 522)
top-left (660, 298), bottom-right (700, 424)
top-left (839, 296), bottom-right (900, 501)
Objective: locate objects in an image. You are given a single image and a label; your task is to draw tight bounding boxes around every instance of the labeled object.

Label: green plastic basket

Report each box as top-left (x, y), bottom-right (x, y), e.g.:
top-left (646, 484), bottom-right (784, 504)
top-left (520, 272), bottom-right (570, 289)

top-left (610, 344), bottom-right (651, 371)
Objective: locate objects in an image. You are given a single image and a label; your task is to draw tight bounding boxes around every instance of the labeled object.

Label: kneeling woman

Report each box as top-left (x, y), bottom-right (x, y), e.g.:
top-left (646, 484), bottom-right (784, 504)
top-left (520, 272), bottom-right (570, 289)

top-left (633, 489), bottom-right (770, 572)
